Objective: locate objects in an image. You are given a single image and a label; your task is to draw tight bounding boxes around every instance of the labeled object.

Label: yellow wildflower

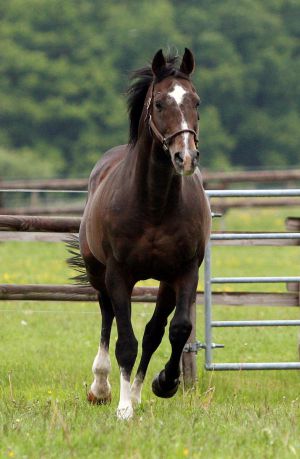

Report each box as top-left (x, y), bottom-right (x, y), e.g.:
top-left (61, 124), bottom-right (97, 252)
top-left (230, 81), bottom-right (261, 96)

top-left (3, 273), bottom-right (10, 281)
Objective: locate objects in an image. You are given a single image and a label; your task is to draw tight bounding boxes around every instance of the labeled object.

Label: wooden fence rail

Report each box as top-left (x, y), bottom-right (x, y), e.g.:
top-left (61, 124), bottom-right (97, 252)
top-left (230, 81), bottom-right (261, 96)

top-left (1, 169), bottom-right (300, 190)
top-left (204, 169), bottom-right (300, 187)
top-left (0, 178), bottom-right (88, 190)
top-left (0, 284), bottom-right (299, 306)
top-left (0, 215), bottom-right (81, 232)
top-left (0, 215), bottom-right (299, 246)
top-left (0, 204), bottom-right (84, 216)
top-left (1, 198), bottom-right (299, 217)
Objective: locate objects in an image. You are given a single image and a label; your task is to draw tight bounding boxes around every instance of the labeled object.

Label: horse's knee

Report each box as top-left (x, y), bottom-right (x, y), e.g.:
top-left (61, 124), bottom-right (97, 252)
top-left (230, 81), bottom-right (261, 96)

top-left (169, 318), bottom-right (192, 344)
top-left (115, 335), bottom-right (138, 371)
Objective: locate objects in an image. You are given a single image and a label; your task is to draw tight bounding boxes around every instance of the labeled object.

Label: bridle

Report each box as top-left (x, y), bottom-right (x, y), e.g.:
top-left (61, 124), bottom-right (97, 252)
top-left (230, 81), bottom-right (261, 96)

top-left (149, 115), bottom-right (199, 152)
top-left (145, 83), bottom-right (199, 153)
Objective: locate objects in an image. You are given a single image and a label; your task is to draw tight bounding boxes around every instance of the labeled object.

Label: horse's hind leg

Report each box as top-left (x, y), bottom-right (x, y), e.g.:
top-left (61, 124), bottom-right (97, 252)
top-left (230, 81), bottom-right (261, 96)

top-left (79, 223), bottom-right (114, 404)
top-left (88, 289), bottom-right (114, 404)
top-left (131, 282), bottom-right (176, 405)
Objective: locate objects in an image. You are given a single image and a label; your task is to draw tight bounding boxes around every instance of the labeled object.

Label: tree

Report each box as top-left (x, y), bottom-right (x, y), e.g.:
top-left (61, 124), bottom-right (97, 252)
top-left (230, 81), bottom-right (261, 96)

top-left (0, 0), bottom-right (299, 177)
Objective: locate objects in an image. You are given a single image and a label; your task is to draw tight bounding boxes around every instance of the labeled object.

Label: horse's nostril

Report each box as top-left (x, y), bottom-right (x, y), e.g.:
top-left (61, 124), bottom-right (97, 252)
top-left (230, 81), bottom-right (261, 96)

top-left (192, 150), bottom-right (200, 166)
top-left (174, 152), bottom-right (184, 166)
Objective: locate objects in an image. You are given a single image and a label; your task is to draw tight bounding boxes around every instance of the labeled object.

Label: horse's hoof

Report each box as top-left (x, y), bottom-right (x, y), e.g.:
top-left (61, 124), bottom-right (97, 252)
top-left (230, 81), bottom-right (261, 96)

top-left (116, 404), bottom-right (134, 421)
top-left (87, 391), bottom-right (111, 405)
top-left (152, 371), bottom-right (180, 398)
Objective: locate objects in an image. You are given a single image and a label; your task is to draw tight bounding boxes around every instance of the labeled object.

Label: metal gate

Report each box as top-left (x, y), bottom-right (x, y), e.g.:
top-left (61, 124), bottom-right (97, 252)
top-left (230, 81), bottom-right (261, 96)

top-left (204, 189), bottom-right (300, 371)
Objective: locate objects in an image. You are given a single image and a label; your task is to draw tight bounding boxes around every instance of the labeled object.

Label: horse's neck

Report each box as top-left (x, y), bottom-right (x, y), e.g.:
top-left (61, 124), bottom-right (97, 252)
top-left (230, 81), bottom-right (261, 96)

top-left (147, 147), bottom-right (182, 212)
top-left (131, 136), bottom-right (182, 221)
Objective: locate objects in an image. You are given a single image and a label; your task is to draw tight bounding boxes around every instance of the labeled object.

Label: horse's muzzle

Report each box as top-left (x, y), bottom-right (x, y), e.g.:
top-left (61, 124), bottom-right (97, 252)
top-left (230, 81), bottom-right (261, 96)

top-left (173, 149), bottom-right (200, 175)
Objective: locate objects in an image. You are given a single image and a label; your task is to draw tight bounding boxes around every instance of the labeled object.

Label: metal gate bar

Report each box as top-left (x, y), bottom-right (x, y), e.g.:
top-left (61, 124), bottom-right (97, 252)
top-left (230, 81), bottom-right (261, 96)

top-left (211, 233), bottom-right (300, 240)
top-left (212, 320), bottom-right (300, 327)
top-left (209, 363), bottom-right (300, 370)
top-left (204, 188), bottom-right (300, 371)
top-left (212, 276), bottom-right (300, 283)
top-left (206, 189), bottom-right (300, 198)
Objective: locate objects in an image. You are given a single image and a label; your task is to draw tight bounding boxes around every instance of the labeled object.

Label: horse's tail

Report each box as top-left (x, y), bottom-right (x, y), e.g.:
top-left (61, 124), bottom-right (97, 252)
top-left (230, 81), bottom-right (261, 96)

top-left (65, 234), bottom-right (90, 285)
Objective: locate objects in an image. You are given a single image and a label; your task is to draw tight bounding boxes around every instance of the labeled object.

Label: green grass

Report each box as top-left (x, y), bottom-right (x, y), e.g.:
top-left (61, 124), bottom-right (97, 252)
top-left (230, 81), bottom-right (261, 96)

top-left (0, 207), bottom-right (299, 458)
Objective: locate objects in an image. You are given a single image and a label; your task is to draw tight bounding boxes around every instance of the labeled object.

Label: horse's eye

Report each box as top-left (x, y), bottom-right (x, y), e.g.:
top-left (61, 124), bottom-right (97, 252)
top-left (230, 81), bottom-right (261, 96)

top-left (155, 101), bottom-right (163, 111)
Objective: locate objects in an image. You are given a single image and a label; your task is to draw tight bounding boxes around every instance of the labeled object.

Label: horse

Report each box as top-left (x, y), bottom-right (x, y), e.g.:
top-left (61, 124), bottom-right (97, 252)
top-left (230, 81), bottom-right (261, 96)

top-left (71, 48), bottom-right (211, 420)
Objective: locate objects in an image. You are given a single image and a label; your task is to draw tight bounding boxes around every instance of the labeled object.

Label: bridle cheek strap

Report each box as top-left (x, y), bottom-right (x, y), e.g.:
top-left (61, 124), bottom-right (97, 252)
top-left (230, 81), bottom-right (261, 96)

top-left (148, 115), bottom-right (199, 152)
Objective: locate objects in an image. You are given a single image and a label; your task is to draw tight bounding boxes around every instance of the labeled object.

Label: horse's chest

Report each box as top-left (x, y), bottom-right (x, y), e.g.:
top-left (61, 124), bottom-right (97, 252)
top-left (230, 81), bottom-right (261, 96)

top-left (114, 225), bottom-right (199, 278)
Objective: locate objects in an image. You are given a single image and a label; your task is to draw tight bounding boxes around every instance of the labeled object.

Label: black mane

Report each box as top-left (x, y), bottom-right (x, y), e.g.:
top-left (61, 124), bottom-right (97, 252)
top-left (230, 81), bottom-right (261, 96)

top-left (127, 53), bottom-right (189, 146)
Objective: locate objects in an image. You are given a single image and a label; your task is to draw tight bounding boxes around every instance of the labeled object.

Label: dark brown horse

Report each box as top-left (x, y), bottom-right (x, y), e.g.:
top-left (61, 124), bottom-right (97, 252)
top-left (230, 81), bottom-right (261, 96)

top-left (76, 48), bottom-right (211, 419)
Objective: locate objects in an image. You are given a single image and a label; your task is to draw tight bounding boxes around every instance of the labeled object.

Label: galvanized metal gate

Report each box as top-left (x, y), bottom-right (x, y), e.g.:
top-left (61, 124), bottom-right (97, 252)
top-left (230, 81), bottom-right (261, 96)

top-left (204, 189), bottom-right (300, 371)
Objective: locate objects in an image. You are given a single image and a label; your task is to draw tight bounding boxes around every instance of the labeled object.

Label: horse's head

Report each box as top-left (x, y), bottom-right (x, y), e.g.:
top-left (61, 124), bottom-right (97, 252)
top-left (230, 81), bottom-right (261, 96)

top-left (147, 48), bottom-right (200, 176)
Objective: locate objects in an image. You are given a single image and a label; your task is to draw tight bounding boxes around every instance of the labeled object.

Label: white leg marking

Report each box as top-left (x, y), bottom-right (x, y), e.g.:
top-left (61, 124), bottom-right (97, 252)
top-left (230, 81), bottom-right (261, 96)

top-left (90, 345), bottom-right (112, 401)
top-left (117, 371), bottom-right (134, 420)
top-left (131, 375), bottom-right (143, 405)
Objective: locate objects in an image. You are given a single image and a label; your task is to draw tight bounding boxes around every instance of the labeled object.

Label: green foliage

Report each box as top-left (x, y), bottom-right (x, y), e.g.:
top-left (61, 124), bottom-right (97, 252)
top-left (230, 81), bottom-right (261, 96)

top-left (0, 147), bottom-right (62, 178)
top-left (199, 106), bottom-right (235, 170)
top-left (0, 0), bottom-right (299, 177)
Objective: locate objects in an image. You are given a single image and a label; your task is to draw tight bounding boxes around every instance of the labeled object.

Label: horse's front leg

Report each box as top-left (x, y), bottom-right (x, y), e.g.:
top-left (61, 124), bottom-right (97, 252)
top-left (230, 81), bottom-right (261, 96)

top-left (152, 264), bottom-right (198, 398)
top-left (131, 282), bottom-right (176, 405)
top-left (105, 259), bottom-right (138, 420)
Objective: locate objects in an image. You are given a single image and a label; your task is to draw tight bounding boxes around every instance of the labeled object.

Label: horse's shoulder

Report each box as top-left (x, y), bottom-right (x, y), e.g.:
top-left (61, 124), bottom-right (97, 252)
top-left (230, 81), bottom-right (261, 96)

top-left (88, 145), bottom-right (128, 193)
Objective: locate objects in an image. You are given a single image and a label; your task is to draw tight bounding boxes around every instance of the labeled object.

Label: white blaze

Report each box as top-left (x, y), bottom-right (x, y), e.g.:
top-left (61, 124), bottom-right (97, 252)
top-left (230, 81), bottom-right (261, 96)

top-left (169, 84), bottom-right (187, 105)
top-left (181, 120), bottom-right (189, 151)
top-left (169, 83), bottom-right (192, 169)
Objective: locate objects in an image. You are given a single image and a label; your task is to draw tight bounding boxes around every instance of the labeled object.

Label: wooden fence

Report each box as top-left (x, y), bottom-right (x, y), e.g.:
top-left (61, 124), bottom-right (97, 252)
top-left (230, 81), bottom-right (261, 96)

top-left (0, 283), bottom-right (299, 306)
top-left (1, 169), bottom-right (300, 216)
top-left (1, 169), bottom-right (300, 190)
top-left (0, 214), bottom-right (298, 306)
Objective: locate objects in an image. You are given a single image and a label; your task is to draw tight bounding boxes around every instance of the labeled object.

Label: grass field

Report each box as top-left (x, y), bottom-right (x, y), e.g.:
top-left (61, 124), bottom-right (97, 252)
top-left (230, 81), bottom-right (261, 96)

top-left (0, 207), bottom-right (299, 458)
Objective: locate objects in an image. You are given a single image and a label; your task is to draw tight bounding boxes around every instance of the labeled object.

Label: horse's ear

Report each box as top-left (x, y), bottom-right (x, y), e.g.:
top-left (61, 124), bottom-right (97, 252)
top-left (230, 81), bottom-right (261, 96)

top-left (180, 48), bottom-right (195, 76)
top-left (152, 49), bottom-right (166, 77)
